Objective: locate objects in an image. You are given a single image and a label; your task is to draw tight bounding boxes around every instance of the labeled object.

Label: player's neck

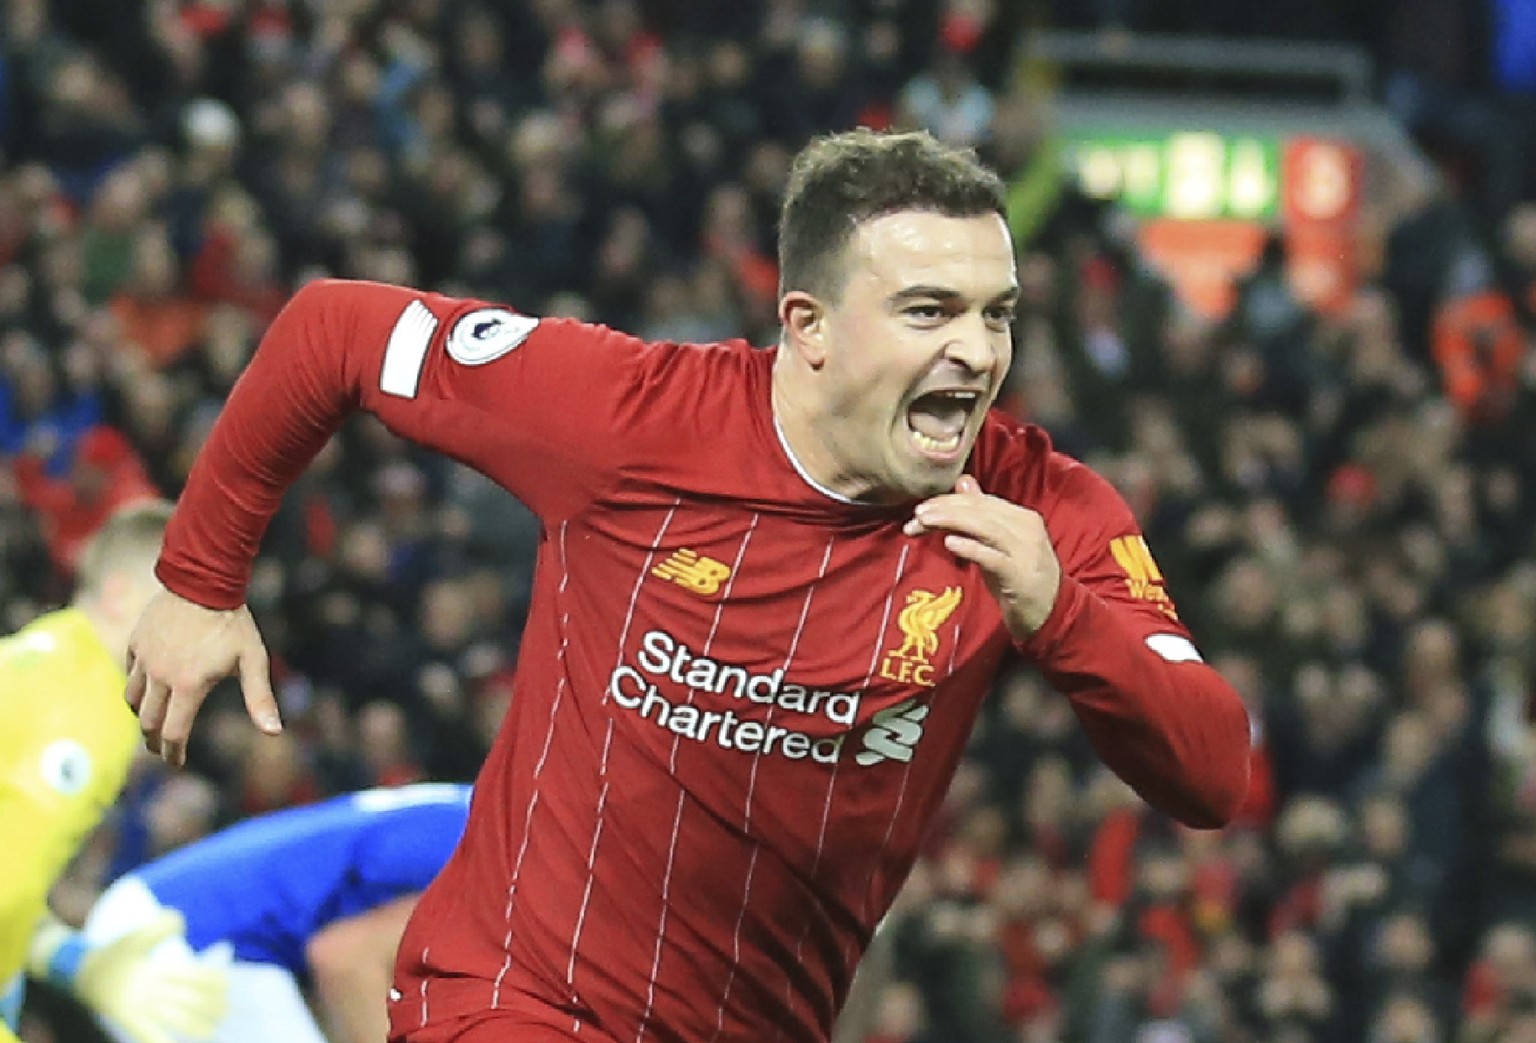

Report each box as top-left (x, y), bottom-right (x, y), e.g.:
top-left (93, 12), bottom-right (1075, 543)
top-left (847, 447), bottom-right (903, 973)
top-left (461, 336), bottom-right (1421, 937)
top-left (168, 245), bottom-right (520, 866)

top-left (769, 360), bottom-right (866, 504)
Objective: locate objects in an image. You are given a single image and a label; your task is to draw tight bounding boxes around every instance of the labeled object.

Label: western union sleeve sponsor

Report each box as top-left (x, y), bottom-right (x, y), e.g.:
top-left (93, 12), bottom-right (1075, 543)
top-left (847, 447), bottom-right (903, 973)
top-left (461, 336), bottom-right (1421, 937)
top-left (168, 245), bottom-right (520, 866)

top-left (1108, 535), bottom-right (1178, 619)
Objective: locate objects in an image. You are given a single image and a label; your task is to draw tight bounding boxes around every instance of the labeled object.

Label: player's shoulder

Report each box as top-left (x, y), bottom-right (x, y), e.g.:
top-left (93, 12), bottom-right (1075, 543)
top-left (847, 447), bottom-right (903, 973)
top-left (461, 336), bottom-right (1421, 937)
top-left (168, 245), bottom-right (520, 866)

top-left (625, 334), bottom-right (766, 391)
top-left (590, 333), bottom-right (771, 452)
top-left (972, 412), bottom-right (1142, 573)
top-left (0, 609), bottom-right (90, 678)
top-left (0, 612), bottom-right (135, 806)
top-left (407, 279), bottom-right (764, 381)
top-left (348, 782), bottom-right (474, 814)
top-left (298, 275), bottom-right (764, 375)
top-left (970, 411), bottom-right (1121, 513)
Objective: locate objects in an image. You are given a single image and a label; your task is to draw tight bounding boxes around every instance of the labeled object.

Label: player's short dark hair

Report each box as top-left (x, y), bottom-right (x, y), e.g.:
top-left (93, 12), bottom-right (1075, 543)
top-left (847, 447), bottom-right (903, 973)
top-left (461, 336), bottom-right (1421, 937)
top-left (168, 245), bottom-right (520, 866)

top-left (777, 128), bottom-right (1008, 301)
top-left (76, 499), bottom-right (175, 595)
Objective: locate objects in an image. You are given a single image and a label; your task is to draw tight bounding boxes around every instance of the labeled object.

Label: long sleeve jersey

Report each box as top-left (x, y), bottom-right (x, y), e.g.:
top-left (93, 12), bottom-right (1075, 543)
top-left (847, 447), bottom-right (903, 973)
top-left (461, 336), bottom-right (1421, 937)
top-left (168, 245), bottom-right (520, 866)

top-left (156, 280), bottom-right (1250, 1043)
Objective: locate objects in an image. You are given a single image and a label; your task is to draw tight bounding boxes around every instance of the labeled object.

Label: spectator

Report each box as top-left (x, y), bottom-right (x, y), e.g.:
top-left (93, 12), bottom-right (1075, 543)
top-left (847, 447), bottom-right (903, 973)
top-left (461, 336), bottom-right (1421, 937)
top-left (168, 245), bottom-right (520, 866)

top-left (861, 980), bottom-right (940, 1043)
top-left (108, 225), bottom-right (207, 367)
top-left (897, 46), bottom-right (995, 149)
top-left (14, 424), bottom-right (157, 573)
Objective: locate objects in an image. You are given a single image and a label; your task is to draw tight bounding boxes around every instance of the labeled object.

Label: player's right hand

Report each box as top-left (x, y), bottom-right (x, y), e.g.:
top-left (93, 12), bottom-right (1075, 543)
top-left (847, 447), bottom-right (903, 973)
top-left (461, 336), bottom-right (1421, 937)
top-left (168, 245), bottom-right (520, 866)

top-left (125, 588), bottom-right (280, 766)
top-left (902, 475), bottom-right (1063, 639)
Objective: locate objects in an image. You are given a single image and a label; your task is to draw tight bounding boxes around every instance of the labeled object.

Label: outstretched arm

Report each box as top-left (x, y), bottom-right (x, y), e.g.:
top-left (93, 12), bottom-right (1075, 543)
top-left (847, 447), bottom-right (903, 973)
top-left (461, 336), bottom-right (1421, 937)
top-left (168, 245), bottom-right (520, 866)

top-left (306, 894), bottom-right (418, 1043)
top-left (129, 279), bottom-right (647, 764)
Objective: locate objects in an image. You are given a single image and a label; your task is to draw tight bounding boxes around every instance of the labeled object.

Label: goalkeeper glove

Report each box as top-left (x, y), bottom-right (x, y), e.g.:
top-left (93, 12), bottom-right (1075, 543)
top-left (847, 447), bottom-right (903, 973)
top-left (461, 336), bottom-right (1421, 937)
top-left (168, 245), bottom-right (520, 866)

top-left (28, 909), bottom-right (228, 1043)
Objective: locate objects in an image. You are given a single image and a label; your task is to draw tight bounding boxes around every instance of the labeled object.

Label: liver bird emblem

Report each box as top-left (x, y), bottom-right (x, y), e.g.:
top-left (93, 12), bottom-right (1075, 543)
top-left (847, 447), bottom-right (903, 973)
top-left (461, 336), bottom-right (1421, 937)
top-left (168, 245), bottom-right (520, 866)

top-left (893, 586), bottom-right (964, 661)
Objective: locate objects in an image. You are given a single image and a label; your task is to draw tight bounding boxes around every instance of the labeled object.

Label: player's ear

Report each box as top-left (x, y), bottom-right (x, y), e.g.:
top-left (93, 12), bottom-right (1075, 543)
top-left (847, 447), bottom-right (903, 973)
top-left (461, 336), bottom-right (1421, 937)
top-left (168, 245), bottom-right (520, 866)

top-left (780, 291), bottom-right (828, 369)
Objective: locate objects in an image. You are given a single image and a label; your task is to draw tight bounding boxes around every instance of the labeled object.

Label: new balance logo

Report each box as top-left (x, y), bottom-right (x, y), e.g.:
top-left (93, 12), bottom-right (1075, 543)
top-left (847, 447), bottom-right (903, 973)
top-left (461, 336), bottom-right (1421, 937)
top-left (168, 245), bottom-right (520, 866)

top-left (652, 548), bottom-right (732, 596)
top-left (856, 698), bottom-right (931, 766)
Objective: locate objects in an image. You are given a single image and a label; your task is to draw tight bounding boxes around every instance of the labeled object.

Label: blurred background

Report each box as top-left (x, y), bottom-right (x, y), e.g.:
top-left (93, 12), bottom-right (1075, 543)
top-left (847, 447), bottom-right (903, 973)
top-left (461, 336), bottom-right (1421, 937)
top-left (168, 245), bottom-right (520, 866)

top-left (4, 0), bottom-right (1535, 1040)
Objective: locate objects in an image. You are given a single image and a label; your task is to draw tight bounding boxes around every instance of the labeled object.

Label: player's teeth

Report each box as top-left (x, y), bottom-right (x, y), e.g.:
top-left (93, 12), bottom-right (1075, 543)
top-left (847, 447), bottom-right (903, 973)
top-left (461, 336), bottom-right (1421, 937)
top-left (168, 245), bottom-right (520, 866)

top-left (912, 430), bottom-right (962, 453)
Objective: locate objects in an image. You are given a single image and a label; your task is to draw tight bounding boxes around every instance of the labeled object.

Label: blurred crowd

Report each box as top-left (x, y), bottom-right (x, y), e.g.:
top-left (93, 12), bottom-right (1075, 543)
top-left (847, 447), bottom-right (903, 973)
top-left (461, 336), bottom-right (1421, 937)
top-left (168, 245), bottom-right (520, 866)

top-left (3, 1), bottom-right (1536, 1042)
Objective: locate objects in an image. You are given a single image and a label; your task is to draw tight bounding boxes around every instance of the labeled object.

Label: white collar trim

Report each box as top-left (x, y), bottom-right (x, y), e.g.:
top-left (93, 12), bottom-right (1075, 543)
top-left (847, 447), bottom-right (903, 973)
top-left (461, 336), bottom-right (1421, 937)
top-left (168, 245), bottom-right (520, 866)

top-left (772, 416), bottom-right (860, 505)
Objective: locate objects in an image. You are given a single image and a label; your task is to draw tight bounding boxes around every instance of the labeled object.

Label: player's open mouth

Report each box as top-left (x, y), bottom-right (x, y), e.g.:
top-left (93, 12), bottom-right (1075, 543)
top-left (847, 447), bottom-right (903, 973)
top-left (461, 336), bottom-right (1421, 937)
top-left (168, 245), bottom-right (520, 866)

top-left (905, 389), bottom-right (981, 459)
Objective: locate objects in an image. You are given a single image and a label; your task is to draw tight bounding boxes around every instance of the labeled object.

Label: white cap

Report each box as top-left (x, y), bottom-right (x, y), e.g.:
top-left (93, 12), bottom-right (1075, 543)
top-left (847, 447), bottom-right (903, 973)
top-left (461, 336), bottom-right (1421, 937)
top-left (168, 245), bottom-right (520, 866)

top-left (183, 97), bottom-right (240, 149)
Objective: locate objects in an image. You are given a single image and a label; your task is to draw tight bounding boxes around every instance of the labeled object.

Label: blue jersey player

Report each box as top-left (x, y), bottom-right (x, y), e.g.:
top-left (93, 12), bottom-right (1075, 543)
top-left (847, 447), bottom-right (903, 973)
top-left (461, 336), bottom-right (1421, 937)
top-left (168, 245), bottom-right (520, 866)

top-left (81, 783), bottom-right (471, 1043)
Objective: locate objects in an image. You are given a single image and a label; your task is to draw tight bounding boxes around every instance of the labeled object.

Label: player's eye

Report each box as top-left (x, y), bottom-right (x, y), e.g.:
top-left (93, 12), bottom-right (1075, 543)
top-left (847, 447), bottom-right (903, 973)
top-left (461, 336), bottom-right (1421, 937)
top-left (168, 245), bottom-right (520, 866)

top-left (904, 304), bottom-right (946, 323)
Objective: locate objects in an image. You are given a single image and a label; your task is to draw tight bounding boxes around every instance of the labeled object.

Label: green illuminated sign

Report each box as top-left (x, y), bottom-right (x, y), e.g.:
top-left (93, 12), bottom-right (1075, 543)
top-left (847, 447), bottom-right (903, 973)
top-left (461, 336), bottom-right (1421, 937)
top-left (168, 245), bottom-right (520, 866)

top-left (1064, 132), bottom-right (1281, 221)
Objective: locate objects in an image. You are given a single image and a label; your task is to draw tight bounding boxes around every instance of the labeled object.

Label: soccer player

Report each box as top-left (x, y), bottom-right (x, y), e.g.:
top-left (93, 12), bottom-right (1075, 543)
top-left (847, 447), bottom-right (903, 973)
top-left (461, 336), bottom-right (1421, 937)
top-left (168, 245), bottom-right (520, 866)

top-left (0, 500), bottom-right (226, 1043)
top-left (125, 129), bottom-right (1252, 1043)
top-left (81, 783), bottom-right (472, 1043)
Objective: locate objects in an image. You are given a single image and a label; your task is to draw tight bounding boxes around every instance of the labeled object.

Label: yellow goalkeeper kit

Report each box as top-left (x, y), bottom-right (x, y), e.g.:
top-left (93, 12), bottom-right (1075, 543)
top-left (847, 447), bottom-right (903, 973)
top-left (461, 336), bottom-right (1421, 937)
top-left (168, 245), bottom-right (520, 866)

top-left (0, 608), bottom-right (138, 1034)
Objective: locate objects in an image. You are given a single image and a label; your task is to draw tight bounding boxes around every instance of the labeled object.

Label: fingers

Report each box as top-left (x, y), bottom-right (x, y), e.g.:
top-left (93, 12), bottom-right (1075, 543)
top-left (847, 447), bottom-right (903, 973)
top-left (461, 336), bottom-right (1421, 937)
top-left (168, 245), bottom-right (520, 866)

top-left (903, 475), bottom-right (996, 538)
top-left (123, 595), bottom-right (273, 769)
top-left (124, 654), bottom-right (147, 713)
top-left (152, 976), bottom-right (228, 1034)
top-left (136, 677), bottom-right (172, 757)
top-left (238, 647), bottom-right (283, 735)
top-left (157, 965), bottom-right (228, 1000)
top-left (157, 654), bottom-right (282, 767)
top-left (906, 497), bottom-right (1012, 544)
top-left (136, 677), bottom-right (204, 765)
top-left (905, 476), bottom-right (1046, 543)
top-left (130, 954), bottom-right (228, 1039)
top-left (941, 533), bottom-right (1009, 572)
top-left (158, 683), bottom-right (212, 768)
top-left (136, 910), bottom-right (188, 948)
top-left (903, 496), bottom-right (960, 538)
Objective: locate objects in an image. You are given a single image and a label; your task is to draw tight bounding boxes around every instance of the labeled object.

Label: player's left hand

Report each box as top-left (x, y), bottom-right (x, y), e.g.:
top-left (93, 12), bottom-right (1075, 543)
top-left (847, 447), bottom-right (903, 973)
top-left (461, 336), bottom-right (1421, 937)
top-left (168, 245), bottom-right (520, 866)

top-left (903, 475), bottom-right (1062, 640)
top-left (74, 910), bottom-right (229, 1043)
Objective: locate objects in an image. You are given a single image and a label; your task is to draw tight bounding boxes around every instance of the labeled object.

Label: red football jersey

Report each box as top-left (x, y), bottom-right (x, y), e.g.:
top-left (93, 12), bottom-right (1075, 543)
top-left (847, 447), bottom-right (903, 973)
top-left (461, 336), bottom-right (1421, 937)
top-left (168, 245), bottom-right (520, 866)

top-left (158, 281), bottom-right (1249, 1043)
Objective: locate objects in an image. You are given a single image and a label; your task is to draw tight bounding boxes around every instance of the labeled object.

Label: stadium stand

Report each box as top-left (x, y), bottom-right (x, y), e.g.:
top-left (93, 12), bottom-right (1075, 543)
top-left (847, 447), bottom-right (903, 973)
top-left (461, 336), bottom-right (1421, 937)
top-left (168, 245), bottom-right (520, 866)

top-left (4, 1), bottom-right (1535, 1041)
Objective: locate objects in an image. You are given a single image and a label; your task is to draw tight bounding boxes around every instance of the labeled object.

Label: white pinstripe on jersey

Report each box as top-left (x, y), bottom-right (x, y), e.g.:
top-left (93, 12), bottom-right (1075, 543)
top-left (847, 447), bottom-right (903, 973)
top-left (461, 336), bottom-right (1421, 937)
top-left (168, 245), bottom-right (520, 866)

top-left (635, 515), bottom-right (760, 1043)
top-left (566, 502), bottom-right (681, 1008)
top-left (771, 544), bottom-right (912, 1042)
top-left (569, 721), bottom-right (615, 992)
top-left (490, 522), bottom-right (573, 1011)
top-left (708, 535), bottom-right (837, 1042)
top-left (418, 946), bottom-right (431, 1027)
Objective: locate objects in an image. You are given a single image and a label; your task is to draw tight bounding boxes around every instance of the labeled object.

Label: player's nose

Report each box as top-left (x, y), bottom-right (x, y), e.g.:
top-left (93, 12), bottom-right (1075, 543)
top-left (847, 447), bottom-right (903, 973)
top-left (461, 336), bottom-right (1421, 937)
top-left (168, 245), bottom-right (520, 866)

top-left (941, 311), bottom-right (998, 374)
